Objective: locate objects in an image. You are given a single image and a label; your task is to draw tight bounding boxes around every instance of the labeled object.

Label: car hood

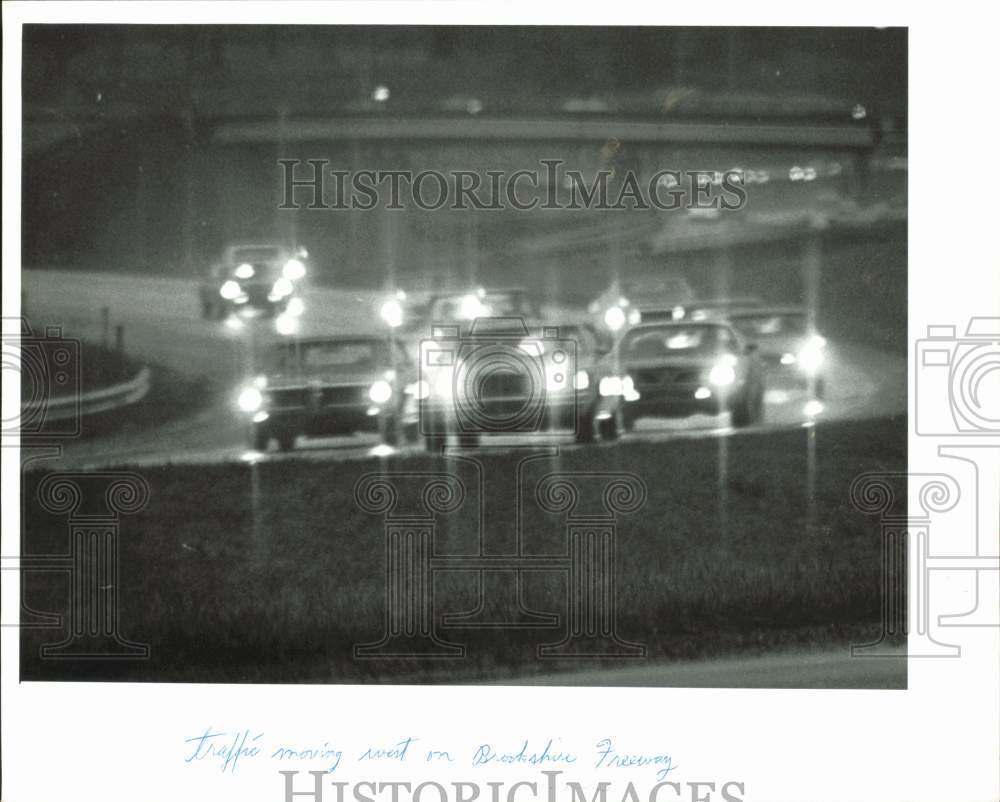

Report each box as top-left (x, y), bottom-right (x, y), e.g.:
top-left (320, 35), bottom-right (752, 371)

top-left (618, 354), bottom-right (729, 371)
top-left (264, 369), bottom-right (389, 388)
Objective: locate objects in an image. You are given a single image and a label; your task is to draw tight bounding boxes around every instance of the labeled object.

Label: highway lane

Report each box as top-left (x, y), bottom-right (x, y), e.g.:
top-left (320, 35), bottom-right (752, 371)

top-left (486, 647), bottom-right (906, 689)
top-left (20, 269), bottom-right (906, 470)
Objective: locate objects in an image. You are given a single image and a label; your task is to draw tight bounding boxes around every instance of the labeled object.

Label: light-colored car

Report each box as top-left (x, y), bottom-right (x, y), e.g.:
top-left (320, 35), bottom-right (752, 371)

top-left (724, 307), bottom-right (828, 397)
top-left (236, 335), bottom-right (418, 451)
top-left (416, 317), bottom-right (623, 450)
top-left (614, 320), bottom-right (765, 429)
top-left (199, 242), bottom-right (308, 320)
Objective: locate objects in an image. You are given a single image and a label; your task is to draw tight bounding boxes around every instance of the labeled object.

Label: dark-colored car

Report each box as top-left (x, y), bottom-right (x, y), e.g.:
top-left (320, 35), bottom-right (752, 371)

top-left (199, 242), bottom-right (308, 320)
top-left (236, 336), bottom-right (418, 451)
top-left (725, 307), bottom-right (828, 397)
top-left (588, 273), bottom-right (696, 334)
top-left (396, 287), bottom-right (542, 336)
top-left (416, 317), bottom-right (623, 450)
top-left (614, 320), bottom-right (765, 429)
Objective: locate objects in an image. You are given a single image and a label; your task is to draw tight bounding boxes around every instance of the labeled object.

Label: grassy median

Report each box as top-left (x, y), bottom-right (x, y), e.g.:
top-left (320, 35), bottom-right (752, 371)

top-left (20, 414), bottom-right (905, 685)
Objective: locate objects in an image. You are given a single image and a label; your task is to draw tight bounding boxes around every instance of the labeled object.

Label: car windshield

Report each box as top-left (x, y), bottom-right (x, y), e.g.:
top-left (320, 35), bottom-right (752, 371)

top-left (621, 275), bottom-right (693, 301)
top-left (622, 325), bottom-right (735, 359)
top-left (273, 340), bottom-right (385, 372)
top-left (432, 292), bottom-right (536, 319)
top-left (232, 246), bottom-right (283, 263)
top-left (729, 313), bottom-right (808, 338)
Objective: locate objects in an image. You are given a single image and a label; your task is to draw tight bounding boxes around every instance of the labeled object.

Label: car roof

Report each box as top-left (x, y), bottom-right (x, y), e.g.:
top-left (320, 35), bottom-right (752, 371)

top-left (723, 305), bottom-right (808, 318)
top-left (225, 242), bottom-right (288, 253)
top-left (624, 319), bottom-right (737, 333)
top-left (273, 335), bottom-right (387, 348)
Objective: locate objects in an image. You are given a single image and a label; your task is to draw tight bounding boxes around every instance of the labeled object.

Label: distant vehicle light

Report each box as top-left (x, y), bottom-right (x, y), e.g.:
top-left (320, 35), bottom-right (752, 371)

top-left (252, 410), bottom-right (269, 423)
top-left (372, 85), bottom-right (390, 103)
top-left (804, 399), bottom-right (825, 418)
top-left (694, 387), bottom-right (712, 400)
top-left (672, 305), bottom-right (686, 320)
top-left (238, 386), bottom-right (263, 412)
top-left (380, 298), bottom-right (404, 328)
top-left (272, 277), bottom-right (294, 298)
top-left (220, 280), bottom-right (241, 300)
top-left (408, 380), bottom-right (431, 400)
top-left (459, 293), bottom-right (486, 320)
top-left (282, 259), bottom-right (306, 281)
top-left (574, 370), bottom-right (590, 391)
top-left (234, 263), bottom-right (255, 279)
top-left (369, 380), bottom-right (393, 404)
top-left (275, 313), bottom-right (298, 336)
top-left (797, 336), bottom-right (826, 373)
top-left (286, 297), bottom-right (305, 317)
top-left (604, 306), bottom-right (627, 331)
top-left (781, 353), bottom-right (797, 365)
top-left (599, 376), bottom-right (623, 397)
top-left (253, 374), bottom-right (267, 389)
top-left (627, 309), bottom-right (642, 325)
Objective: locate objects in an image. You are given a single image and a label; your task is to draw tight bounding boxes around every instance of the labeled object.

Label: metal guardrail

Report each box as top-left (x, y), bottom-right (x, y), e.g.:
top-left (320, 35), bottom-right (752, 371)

top-left (22, 366), bottom-right (151, 423)
top-left (212, 116), bottom-right (878, 150)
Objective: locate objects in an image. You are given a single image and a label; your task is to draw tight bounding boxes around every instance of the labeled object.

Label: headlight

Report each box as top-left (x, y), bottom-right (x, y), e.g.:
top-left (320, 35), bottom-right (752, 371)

top-left (234, 263), bottom-right (255, 279)
top-left (369, 380), bottom-right (393, 404)
top-left (459, 294), bottom-right (486, 319)
top-left (599, 376), bottom-right (623, 397)
top-left (603, 306), bottom-right (626, 331)
top-left (282, 259), bottom-right (306, 281)
top-left (380, 298), bottom-right (404, 328)
top-left (275, 313), bottom-right (298, 336)
top-left (407, 380), bottom-right (431, 400)
top-left (237, 386), bottom-right (263, 412)
top-left (574, 370), bottom-right (590, 391)
top-left (797, 336), bottom-right (826, 374)
top-left (220, 280), bottom-right (241, 300)
top-left (709, 361), bottom-right (737, 386)
top-left (272, 277), bottom-right (294, 298)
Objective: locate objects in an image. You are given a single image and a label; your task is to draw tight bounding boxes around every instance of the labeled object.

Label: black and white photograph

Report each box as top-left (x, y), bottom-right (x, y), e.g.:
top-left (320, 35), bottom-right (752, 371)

top-left (16, 23), bottom-right (909, 685)
top-left (3, 6), bottom-right (998, 802)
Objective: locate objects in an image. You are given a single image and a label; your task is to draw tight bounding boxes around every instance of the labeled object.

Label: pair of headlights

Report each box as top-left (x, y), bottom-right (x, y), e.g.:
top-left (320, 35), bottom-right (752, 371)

top-left (219, 277), bottom-right (295, 300)
top-left (237, 378), bottom-right (394, 413)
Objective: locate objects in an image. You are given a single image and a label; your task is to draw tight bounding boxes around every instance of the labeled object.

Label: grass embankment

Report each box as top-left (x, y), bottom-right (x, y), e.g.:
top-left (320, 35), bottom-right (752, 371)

top-left (21, 414), bottom-right (905, 684)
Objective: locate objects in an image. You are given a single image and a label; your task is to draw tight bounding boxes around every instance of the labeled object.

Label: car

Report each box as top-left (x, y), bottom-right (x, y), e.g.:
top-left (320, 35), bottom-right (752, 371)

top-left (416, 317), bottom-right (623, 450)
top-left (588, 273), bottom-right (695, 335)
top-left (613, 320), bottom-right (765, 429)
top-left (235, 335), bottom-right (419, 451)
top-left (199, 242), bottom-right (309, 320)
top-left (724, 307), bottom-right (828, 398)
top-left (393, 287), bottom-right (542, 335)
